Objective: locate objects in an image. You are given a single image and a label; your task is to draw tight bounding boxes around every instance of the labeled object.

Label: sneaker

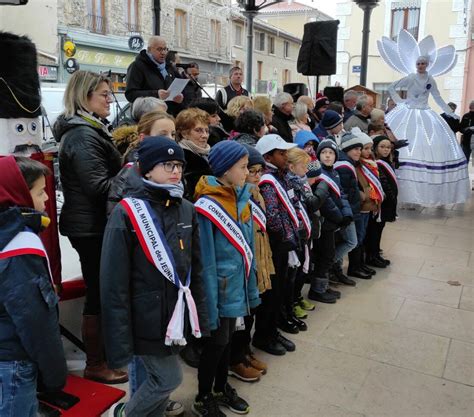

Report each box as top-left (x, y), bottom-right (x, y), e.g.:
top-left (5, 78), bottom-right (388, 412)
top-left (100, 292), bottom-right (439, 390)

top-left (166, 400), bottom-right (185, 416)
top-left (308, 289), bottom-right (337, 304)
top-left (298, 297), bottom-right (316, 311)
top-left (229, 362), bottom-right (261, 382)
top-left (109, 402), bottom-right (126, 417)
top-left (327, 288), bottom-right (341, 299)
top-left (246, 353), bottom-right (267, 375)
top-left (293, 304), bottom-right (308, 319)
top-left (214, 384), bottom-right (249, 415)
top-left (192, 393), bottom-right (226, 417)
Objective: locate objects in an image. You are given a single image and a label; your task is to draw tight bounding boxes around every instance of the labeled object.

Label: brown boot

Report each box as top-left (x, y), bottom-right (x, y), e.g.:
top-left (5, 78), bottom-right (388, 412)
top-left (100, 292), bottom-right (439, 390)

top-left (81, 315), bottom-right (128, 384)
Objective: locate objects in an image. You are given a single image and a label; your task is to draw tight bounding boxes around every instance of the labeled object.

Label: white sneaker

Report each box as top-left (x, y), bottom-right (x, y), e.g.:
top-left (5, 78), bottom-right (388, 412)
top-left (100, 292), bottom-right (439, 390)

top-left (165, 400), bottom-right (184, 416)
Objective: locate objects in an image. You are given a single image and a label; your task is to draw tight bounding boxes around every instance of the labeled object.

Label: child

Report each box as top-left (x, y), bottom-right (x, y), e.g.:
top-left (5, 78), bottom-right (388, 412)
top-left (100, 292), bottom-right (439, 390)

top-left (254, 135), bottom-right (301, 351)
top-left (193, 141), bottom-right (260, 416)
top-left (337, 134), bottom-right (374, 279)
top-left (370, 135), bottom-right (398, 265)
top-left (308, 140), bottom-right (353, 304)
top-left (312, 110), bottom-right (344, 142)
top-left (294, 130), bottom-right (319, 160)
top-left (0, 156), bottom-right (67, 416)
top-left (101, 136), bottom-right (210, 417)
top-left (353, 130), bottom-right (385, 269)
top-left (229, 145), bottom-right (274, 382)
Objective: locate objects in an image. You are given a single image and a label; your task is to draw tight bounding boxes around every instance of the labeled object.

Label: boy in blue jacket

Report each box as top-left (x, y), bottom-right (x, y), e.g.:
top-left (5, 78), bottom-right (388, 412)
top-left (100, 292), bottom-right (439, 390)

top-left (193, 141), bottom-right (260, 417)
top-left (308, 140), bottom-right (353, 304)
top-left (0, 156), bottom-right (67, 417)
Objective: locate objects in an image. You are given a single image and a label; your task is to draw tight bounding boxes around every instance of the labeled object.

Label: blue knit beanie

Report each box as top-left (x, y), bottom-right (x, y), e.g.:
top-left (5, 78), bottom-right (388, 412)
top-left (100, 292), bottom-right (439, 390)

top-left (138, 136), bottom-right (185, 175)
top-left (209, 140), bottom-right (249, 177)
top-left (321, 110), bottom-right (343, 130)
top-left (295, 130), bottom-right (319, 149)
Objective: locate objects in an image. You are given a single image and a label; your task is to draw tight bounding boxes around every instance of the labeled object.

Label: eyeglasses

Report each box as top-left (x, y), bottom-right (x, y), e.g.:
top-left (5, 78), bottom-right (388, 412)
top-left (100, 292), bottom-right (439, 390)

top-left (155, 47), bottom-right (169, 53)
top-left (158, 162), bottom-right (184, 173)
top-left (192, 127), bottom-right (209, 135)
top-left (248, 168), bottom-right (264, 176)
top-left (94, 91), bottom-right (114, 99)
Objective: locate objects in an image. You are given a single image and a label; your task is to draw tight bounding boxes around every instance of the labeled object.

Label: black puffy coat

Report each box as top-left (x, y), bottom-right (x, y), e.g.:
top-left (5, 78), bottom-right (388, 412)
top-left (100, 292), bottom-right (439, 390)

top-left (272, 106), bottom-right (294, 142)
top-left (100, 183), bottom-right (210, 368)
top-left (335, 152), bottom-right (361, 217)
top-left (55, 115), bottom-right (122, 237)
top-left (107, 162), bottom-right (144, 217)
top-left (316, 165), bottom-right (353, 231)
top-left (182, 148), bottom-right (212, 200)
top-left (125, 50), bottom-right (182, 115)
top-left (377, 157), bottom-right (398, 222)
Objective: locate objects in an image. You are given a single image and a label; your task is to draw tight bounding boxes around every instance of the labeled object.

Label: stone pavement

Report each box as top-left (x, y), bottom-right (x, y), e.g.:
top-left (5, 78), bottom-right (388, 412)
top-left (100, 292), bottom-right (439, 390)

top-left (59, 197), bottom-right (474, 417)
top-left (172, 201), bottom-right (474, 417)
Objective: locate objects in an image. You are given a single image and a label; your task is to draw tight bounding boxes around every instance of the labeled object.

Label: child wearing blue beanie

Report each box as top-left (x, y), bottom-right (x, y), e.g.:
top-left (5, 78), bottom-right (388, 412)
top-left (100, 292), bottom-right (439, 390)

top-left (193, 140), bottom-right (260, 416)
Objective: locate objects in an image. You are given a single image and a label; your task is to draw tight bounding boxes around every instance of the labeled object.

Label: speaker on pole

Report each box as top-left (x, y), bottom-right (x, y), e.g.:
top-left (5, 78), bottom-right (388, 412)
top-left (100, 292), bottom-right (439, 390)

top-left (283, 83), bottom-right (308, 101)
top-left (297, 20), bottom-right (340, 76)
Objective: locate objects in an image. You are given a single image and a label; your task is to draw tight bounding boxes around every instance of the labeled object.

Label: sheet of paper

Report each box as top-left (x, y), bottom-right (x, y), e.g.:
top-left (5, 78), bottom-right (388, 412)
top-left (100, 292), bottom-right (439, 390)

top-left (165, 78), bottom-right (189, 101)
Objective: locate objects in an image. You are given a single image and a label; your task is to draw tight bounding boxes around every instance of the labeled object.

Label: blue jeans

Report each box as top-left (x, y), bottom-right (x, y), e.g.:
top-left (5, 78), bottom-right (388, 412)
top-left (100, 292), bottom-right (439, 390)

top-left (128, 355), bottom-right (147, 395)
top-left (356, 213), bottom-right (370, 246)
top-left (0, 361), bottom-right (38, 417)
top-left (334, 222), bottom-right (358, 264)
top-left (125, 354), bottom-right (182, 417)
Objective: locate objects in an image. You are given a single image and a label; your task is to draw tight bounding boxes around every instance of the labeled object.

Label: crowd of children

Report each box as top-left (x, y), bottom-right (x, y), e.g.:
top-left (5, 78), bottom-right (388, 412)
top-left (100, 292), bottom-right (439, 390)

top-left (0, 82), bottom-right (401, 417)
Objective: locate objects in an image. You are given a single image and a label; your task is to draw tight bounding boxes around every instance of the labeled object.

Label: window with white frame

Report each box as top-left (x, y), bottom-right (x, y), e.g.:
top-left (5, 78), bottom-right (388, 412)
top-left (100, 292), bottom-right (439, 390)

top-left (174, 9), bottom-right (187, 48)
top-left (283, 40), bottom-right (290, 58)
top-left (211, 19), bottom-right (222, 52)
top-left (255, 32), bottom-right (265, 51)
top-left (234, 24), bottom-right (243, 47)
top-left (126, 0), bottom-right (139, 32)
top-left (268, 36), bottom-right (275, 55)
top-left (391, 1), bottom-right (421, 40)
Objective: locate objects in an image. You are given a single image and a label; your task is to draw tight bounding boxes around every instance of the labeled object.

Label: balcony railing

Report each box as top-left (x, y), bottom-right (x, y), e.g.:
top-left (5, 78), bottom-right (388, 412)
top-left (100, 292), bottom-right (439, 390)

top-left (126, 21), bottom-right (141, 34)
top-left (87, 14), bottom-right (106, 34)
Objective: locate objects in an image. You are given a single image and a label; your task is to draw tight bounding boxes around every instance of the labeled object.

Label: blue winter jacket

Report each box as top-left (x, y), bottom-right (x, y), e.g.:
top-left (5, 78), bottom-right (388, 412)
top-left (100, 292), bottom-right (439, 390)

top-left (194, 176), bottom-right (260, 330)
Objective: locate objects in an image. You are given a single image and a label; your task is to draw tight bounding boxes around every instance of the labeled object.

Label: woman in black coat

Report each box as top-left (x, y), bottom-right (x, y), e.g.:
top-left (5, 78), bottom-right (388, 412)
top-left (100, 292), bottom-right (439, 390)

top-left (54, 70), bottom-right (126, 384)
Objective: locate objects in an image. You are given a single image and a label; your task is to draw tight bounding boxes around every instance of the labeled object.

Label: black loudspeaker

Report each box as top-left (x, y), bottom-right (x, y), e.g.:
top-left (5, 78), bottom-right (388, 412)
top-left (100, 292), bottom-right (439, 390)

top-left (297, 20), bottom-right (339, 76)
top-left (324, 86), bottom-right (344, 103)
top-left (284, 83), bottom-right (308, 101)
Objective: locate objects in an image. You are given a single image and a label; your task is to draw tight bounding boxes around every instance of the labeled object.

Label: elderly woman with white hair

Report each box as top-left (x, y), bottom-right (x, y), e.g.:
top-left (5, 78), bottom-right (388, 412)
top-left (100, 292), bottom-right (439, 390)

top-left (272, 92), bottom-right (295, 142)
top-left (290, 101), bottom-right (312, 137)
top-left (131, 96), bottom-right (167, 122)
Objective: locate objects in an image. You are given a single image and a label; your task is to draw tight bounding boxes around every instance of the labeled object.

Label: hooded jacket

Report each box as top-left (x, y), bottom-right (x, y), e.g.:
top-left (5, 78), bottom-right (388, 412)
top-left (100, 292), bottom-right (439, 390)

top-left (194, 176), bottom-right (260, 330)
top-left (101, 180), bottom-right (210, 368)
top-left (55, 114), bottom-right (122, 237)
top-left (0, 156), bottom-right (67, 391)
top-left (336, 151), bottom-right (361, 217)
top-left (376, 156), bottom-right (398, 222)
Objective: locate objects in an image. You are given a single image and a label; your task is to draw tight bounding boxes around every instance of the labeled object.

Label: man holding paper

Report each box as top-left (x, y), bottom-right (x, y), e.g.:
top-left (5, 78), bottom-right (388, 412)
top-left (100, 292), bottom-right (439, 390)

top-left (125, 36), bottom-right (185, 116)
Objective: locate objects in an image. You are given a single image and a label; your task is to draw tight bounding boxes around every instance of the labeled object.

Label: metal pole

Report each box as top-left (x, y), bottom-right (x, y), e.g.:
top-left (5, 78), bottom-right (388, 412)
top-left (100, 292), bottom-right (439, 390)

top-left (244, 10), bottom-right (255, 94)
top-left (153, 0), bottom-right (161, 35)
top-left (360, 4), bottom-right (375, 87)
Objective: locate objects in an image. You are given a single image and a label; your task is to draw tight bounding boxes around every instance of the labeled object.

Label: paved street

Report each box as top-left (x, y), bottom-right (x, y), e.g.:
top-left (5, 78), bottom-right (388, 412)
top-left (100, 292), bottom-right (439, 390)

top-left (61, 195), bottom-right (474, 417)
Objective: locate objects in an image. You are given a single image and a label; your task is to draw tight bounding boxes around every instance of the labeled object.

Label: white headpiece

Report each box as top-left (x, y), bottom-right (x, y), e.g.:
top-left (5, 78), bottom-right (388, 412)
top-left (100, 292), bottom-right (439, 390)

top-left (377, 29), bottom-right (457, 77)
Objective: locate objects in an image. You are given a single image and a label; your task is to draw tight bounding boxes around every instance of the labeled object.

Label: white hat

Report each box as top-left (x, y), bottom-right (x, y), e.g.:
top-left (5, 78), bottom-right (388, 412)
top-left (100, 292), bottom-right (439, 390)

top-left (351, 127), bottom-right (373, 146)
top-left (255, 134), bottom-right (297, 156)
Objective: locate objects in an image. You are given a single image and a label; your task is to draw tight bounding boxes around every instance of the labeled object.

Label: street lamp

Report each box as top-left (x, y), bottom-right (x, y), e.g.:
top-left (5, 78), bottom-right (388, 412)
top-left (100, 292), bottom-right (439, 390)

top-left (354, 0), bottom-right (379, 86)
top-left (237, 0), bottom-right (282, 93)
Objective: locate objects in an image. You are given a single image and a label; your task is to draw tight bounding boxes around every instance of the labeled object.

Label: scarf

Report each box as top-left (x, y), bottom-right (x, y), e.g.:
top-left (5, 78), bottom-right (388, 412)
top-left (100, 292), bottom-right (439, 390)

top-left (360, 157), bottom-right (382, 202)
top-left (180, 139), bottom-right (211, 157)
top-left (77, 110), bottom-right (112, 138)
top-left (147, 52), bottom-right (168, 79)
top-left (143, 179), bottom-right (185, 199)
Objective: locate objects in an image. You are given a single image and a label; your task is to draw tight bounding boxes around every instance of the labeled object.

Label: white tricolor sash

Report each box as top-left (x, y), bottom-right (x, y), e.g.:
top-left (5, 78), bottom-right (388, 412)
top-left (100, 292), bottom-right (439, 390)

top-left (0, 230), bottom-right (53, 284)
top-left (120, 197), bottom-right (201, 346)
top-left (317, 173), bottom-right (341, 198)
top-left (250, 198), bottom-right (266, 232)
top-left (259, 174), bottom-right (299, 228)
top-left (360, 165), bottom-right (385, 201)
top-left (297, 201), bottom-right (312, 239)
top-left (334, 161), bottom-right (357, 179)
top-left (124, 162), bottom-right (134, 168)
top-left (376, 160), bottom-right (398, 188)
top-left (195, 196), bottom-right (253, 279)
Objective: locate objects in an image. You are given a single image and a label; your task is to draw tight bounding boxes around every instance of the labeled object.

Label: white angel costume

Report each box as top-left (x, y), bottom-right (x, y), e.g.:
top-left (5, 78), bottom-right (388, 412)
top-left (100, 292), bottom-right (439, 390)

top-left (377, 30), bottom-right (470, 206)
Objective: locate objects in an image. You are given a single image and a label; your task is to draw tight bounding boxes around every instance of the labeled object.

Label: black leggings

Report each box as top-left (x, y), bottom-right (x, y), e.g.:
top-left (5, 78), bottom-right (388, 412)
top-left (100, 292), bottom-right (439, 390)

top-left (198, 318), bottom-right (236, 397)
top-left (230, 315), bottom-right (254, 366)
top-left (365, 217), bottom-right (386, 258)
top-left (69, 235), bottom-right (103, 315)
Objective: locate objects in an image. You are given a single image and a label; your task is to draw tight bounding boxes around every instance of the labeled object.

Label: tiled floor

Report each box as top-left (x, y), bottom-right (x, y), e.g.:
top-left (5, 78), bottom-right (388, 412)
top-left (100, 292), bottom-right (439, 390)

top-left (61, 195), bottom-right (474, 417)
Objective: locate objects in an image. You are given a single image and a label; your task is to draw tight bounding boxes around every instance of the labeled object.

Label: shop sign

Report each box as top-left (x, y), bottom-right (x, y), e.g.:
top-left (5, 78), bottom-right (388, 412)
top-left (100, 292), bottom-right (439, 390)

top-left (75, 47), bottom-right (136, 69)
top-left (38, 65), bottom-right (58, 81)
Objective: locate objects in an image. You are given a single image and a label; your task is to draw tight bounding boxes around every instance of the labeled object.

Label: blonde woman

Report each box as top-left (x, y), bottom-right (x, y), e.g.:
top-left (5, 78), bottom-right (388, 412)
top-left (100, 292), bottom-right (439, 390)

top-left (221, 95), bottom-right (254, 132)
top-left (54, 70), bottom-right (127, 385)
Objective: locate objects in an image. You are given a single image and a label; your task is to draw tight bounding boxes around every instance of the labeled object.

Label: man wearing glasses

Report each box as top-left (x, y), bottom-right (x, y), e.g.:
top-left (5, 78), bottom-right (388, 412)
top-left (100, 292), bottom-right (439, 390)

top-left (125, 36), bottom-right (184, 116)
